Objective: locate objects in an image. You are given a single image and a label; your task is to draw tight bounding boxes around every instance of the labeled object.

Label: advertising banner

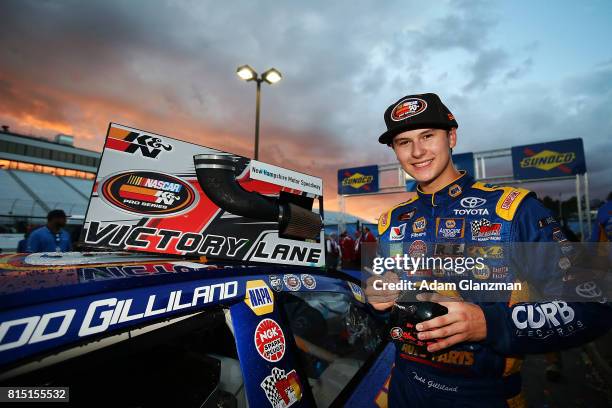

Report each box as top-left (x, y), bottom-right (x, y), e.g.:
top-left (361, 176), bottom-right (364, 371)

top-left (338, 165), bottom-right (379, 195)
top-left (81, 123), bottom-right (324, 267)
top-left (511, 138), bottom-right (586, 180)
top-left (453, 152), bottom-right (475, 176)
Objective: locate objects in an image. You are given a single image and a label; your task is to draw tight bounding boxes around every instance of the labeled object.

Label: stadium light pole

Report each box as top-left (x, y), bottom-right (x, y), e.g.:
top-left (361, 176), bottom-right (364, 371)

top-left (236, 65), bottom-right (282, 160)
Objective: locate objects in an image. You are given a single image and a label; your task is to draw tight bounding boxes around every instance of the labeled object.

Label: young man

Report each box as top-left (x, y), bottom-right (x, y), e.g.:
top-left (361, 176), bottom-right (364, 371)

top-left (367, 93), bottom-right (610, 407)
top-left (26, 209), bottom-right (72, 253)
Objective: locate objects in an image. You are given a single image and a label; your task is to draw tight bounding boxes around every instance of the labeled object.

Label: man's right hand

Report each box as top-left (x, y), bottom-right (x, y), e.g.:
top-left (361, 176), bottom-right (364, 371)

top-left (365, 272), bottom-right (400, 311)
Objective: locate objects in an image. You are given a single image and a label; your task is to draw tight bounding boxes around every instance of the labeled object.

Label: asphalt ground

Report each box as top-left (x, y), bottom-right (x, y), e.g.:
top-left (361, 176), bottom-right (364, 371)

top-left (522, 337), bottom-right (612, 408)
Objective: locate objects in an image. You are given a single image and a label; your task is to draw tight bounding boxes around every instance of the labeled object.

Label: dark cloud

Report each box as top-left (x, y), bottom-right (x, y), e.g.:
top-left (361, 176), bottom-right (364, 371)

top-left (0, 0), bottom-right (609, 221)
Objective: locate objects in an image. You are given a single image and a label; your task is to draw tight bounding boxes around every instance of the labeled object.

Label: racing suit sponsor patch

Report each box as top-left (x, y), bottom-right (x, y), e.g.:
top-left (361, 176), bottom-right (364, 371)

top-left (448, 184), bottom-right (462, 197)
top-left (436, 218), bottom-right (465, 239)
top-left (537, 216), bottom-right (556, 229)
top-left (409, 240), bottom-right (427, 257)
top-left (511, 301), bottom-right (583, 339)
top-left (390, 223), bottom-right (407, 240)
top-left (500, 190), bottom-right (521, 210)
top-left (398, 208), bottom-right (417, 221)
top-left (411, 217), bottom-right (426, 237)
top-left (467, 245), bottom-right (504, 259)
top-left (470, 219), bottom-right (502, 241)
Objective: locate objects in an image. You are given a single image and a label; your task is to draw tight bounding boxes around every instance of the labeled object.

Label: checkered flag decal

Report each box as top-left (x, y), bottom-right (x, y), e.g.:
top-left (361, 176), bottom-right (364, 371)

top-left (471, 219), bottom-right (490, 236)
top-left (261, 367), bottom-right (285, 407)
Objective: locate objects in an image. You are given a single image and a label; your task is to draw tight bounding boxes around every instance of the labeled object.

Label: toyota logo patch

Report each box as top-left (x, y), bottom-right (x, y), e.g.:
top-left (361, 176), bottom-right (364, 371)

top-left (460, 197), bottom-right (487, 209)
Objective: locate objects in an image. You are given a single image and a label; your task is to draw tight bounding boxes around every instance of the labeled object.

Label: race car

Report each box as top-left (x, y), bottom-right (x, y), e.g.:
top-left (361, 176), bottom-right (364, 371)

top-left (0, 124), bottom-right (394, 407)
top-left (0, 252), bottom-right (393, 407)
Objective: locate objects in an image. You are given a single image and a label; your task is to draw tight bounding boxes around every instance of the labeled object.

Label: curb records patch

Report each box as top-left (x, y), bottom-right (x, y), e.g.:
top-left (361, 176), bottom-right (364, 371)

top-left (254, 318), bottom-right (286, 362)
top-left (100, 171), bottom-right (197, 216)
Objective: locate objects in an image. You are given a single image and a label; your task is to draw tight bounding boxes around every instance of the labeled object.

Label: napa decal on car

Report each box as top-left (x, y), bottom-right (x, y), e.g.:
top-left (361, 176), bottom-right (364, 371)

top-left (82, 123), bottom-right (324, 267)
top-left (245, 280), bottom-right (274, 316)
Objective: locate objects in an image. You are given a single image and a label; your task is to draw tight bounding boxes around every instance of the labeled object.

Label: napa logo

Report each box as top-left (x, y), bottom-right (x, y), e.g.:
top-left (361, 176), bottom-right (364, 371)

top-left (342, 173), bottom-right (374, 189)
top-left (520, 150), bottom-right (576, 171)
top-left (245, 280), bottom-right (274, 316)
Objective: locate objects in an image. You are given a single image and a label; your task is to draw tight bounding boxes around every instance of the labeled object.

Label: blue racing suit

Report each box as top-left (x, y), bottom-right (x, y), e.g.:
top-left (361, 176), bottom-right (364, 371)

top-left (376, 171), bottom-right (610, 407)
top-left (591, 200), bottom-right (612, 242)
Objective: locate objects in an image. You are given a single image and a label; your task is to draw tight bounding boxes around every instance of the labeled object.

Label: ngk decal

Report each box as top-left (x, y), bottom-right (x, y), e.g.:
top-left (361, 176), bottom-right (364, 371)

top-left (254, 318), bottom-right (286, 362)
top-left (0, 281), bottom-right (238, 353)
top-left (245, 280), bottom-right (274, 316)
top-left (511, 301), bottom-right (583, 339)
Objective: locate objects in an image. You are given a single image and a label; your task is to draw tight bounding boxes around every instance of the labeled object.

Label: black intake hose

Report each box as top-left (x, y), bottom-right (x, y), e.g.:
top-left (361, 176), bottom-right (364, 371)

top-left (194, 154), bottom-right (322, 240)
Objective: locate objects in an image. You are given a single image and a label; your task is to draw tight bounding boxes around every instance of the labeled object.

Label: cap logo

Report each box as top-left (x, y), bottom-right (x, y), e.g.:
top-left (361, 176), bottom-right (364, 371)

top-left (391, 98), bottom-right (427, 122)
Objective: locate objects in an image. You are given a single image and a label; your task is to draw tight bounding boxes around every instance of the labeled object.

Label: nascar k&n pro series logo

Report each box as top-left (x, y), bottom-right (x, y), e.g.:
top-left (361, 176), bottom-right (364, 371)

top-left (100, 171), bottom-right (197, 216)
top-left (391, 98), bottom-right (427, 121)
top-left (106, 126), bottom-right (173, 159)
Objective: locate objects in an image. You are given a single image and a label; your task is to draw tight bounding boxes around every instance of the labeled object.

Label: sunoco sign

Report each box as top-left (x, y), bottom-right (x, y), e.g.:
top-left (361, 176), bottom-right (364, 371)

top-left (511, 138), bottom-right (586, 180)
top-left (337, 165), bottom-right (379, 195)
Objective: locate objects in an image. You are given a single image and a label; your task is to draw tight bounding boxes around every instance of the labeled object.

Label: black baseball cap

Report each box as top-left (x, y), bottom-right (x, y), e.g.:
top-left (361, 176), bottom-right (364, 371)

top-left (378, 93), bottom-right (458, 145)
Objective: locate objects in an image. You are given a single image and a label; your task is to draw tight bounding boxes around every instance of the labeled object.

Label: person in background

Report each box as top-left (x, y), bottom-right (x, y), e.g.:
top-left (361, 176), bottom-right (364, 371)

top-left (354, 229), bottom-right (363, 267)
top-left (591, 192), bottom-right (612, 242)
top-left (340, 231), bottom-right (356, 270)
top-left (27, 209), bottom-right (72, 253)
top-left (17, 228), bottom-right (31, 253)
top-left (362, 226), bottom-right (376, 243)
top-left (325, 233), bottom-right (341, 272)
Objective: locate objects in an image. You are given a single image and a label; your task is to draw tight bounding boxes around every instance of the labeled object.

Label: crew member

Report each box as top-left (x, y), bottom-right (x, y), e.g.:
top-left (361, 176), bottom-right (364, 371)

top-left (27, 209), bottom-right (72, 253)
top-left (591, 192), bottom-right (612, 242)
top-left (366, 93), bottom-right (610, 407)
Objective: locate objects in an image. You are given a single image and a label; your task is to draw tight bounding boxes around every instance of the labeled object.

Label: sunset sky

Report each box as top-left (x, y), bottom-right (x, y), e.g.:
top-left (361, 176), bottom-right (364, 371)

top-left (1, 0), bottom-right (611, 222)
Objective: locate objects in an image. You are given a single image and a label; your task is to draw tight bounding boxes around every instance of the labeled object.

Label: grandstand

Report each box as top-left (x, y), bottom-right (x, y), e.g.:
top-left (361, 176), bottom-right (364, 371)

top-left (0, 126), bottom-right (100, 236)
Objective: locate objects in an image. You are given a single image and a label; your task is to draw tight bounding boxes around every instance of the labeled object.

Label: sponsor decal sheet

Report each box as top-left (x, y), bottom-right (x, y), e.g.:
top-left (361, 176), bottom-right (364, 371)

top-left (82, 123), bottom-right (324, 267)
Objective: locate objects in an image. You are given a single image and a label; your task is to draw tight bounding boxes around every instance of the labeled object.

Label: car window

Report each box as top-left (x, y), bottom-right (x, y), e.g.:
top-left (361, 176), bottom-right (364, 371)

top-left (281, 291), bottom-right (383, 407)
top-left (0, 309), bottom-right (246, 408)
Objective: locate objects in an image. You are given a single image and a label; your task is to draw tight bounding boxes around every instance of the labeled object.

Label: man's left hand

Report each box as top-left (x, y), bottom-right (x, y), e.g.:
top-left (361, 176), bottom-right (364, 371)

top-left (414, 293), bottom-right (487, 353)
